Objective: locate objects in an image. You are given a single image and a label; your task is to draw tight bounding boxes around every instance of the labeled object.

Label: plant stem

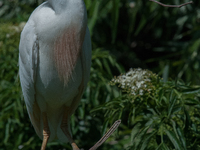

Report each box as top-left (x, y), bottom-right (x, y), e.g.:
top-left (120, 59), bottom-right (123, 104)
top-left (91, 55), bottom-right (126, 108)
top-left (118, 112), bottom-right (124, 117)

top-left (149, 0), bottom-right (193, 8)
top-left (89, 120), bottom-right (121, 150)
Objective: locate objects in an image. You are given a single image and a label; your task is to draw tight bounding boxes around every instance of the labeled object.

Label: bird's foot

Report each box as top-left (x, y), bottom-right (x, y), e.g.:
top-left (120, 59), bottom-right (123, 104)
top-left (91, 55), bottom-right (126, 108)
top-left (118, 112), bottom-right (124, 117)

top-left (71, 143), bottom-right (79, 150)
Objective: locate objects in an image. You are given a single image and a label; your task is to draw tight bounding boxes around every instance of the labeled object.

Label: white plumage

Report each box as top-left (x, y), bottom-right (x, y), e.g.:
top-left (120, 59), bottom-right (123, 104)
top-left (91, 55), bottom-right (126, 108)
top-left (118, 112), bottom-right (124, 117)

top-left (19, 0), bottom-right (91, 149)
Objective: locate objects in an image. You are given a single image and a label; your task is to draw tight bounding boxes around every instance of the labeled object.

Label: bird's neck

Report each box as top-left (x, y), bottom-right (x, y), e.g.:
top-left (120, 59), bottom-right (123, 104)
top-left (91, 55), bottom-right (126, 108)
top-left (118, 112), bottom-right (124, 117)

top-left (48, 0), bottom-right (83, 14)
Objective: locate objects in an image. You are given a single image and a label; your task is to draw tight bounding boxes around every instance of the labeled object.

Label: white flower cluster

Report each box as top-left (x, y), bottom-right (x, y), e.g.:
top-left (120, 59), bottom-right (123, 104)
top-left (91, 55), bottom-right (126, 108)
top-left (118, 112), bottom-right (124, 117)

top-left (111, 68), bottom-right (156, 96)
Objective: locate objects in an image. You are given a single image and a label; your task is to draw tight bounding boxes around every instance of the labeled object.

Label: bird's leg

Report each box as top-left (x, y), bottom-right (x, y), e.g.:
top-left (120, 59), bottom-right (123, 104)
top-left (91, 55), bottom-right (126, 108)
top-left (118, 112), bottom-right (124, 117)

top-left (41, 112), bottom-right (50, 150)
top-left (61, 108), bottom-right (79, 150)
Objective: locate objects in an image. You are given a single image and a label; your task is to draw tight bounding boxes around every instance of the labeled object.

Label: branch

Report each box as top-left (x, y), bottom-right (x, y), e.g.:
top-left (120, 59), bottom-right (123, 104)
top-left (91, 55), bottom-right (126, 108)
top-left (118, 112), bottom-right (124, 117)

top-left (89, 120), bottom-right (121, 150)
top-left (149, 0), bottom-right (193, 8)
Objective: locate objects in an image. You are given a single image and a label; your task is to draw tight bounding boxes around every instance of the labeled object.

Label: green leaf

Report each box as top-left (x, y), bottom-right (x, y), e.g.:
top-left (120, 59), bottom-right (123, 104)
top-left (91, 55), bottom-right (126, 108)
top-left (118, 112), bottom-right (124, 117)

top-left (158, 88), bottom-right (164, 102)
top-left (165, 128), bottom-right (183, 150)
top-left (88, 1), bottom-right (100, 35)
top-left (185, 98), bottom-right (200, 106)
top-left (171, 120), bottom-right (179, 141)
top-left (133, 126), bottom-right (150, 149)
top-left (111, 0), bottom-right (120, 43)
top-left (140, 130), bottom-right (157, 150)
top-left (134, 15), bottom-right (146, 36)
top-left (176, 124), bottom-right (187, 150)
top-left (131, 123), bottom-right (141, 142)
top-left (95, 58), bottom-right (103, 69)
top-left (156, 143), bottom-right (170, 150)
top-left (103, 59), bottom-right (112, 76)
top-left (181, 87), bottom-right (200, 94)
top-left (168, 90), bottom-right (177, 117)
top-left (90, 106), bottom-right (103, 113)
top-left (102, 119), bottom-right (109, 136)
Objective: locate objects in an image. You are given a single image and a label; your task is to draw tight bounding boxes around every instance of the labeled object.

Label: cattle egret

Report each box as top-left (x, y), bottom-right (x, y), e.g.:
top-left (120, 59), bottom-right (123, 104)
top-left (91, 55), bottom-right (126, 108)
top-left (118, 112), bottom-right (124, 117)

top-left (19, 0), bottom-right (91, 150)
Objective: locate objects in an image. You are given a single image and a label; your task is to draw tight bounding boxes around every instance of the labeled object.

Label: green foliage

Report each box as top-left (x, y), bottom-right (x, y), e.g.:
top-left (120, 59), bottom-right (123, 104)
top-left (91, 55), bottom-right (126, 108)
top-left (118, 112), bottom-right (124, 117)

top-left (0, 22), bottom-right (123, 149)
top-left (1, 1), bottom-right (200, 84)
top-left (71, 48), bottom-right (123, 149)
top-left (0, 23), bottom-right (23, 149)
top-left (0, 23), bottom-right (42, 150)
top-left (85, 0), bottom-right (200, 84)
top-left (93, 70), bottom-right (200, 149)
top-left (0, 0), bottom-right (45, 21)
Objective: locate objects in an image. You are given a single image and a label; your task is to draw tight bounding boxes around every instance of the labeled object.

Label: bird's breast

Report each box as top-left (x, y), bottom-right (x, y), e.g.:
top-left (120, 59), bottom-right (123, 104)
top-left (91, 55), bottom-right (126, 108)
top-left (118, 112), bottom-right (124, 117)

top-left (31, 1), bottom-right (87, 108)
top-left (53, 25), bottom-right (85, 86)
top-left (36, 51), bottom-right (83, 109)
top-left (31, 2), bottom-right (87, 86)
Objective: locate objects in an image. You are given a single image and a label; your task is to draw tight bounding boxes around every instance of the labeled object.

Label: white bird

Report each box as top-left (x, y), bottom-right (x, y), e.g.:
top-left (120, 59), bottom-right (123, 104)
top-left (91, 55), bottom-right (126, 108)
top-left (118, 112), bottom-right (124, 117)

top-left (19, 0), bottom-right (91, 150)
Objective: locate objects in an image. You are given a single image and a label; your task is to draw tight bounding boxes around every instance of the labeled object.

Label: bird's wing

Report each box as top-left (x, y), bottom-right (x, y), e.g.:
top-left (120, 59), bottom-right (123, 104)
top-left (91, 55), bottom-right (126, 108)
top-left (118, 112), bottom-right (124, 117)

top-left (82, 27), bottom-right (92, 89)
top-left (69, 27), bottom-right (92, 115)
top-left (19, 21), bottom-right (42, 137)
